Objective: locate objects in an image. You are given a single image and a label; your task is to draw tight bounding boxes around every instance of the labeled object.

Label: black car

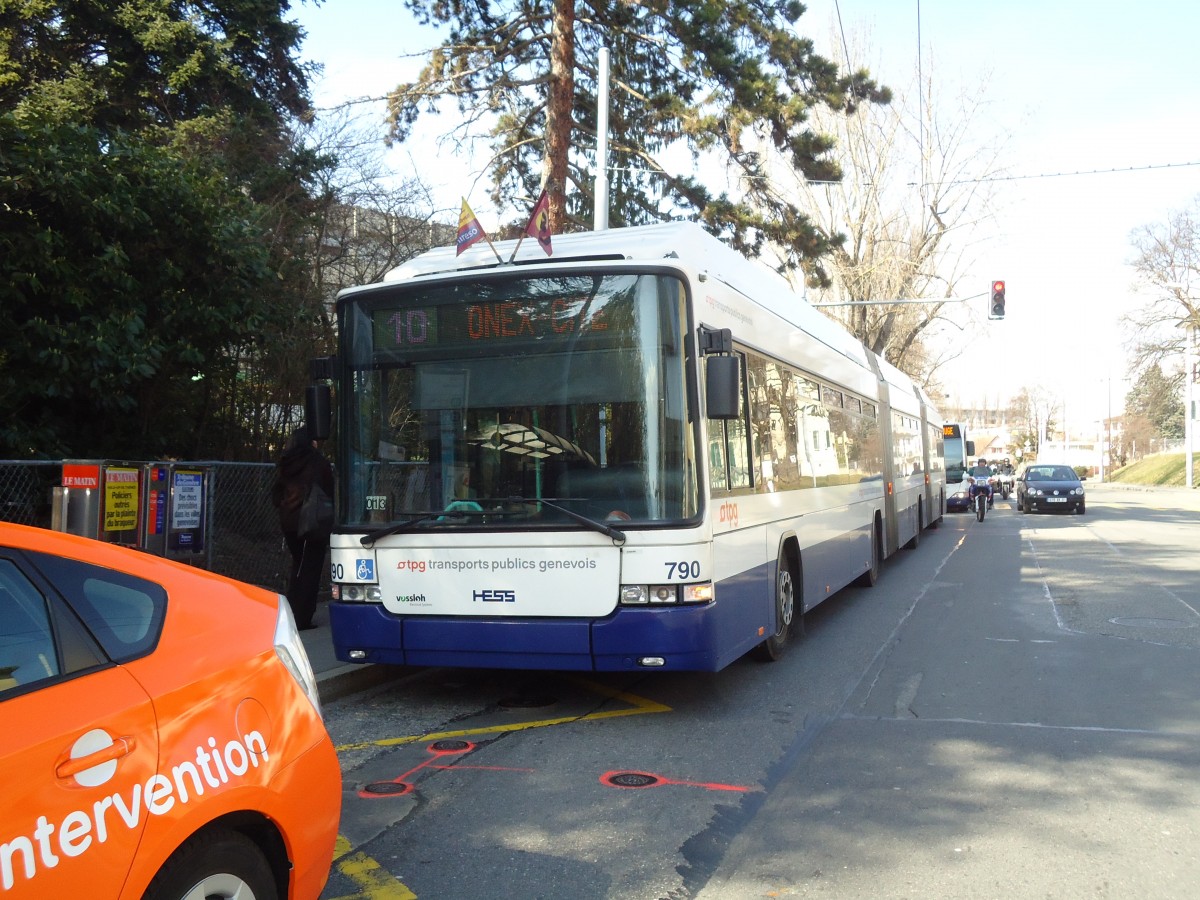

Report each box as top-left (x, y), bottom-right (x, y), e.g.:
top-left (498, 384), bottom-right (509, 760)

top-left (1016, 464), bottom-right (1086, 514)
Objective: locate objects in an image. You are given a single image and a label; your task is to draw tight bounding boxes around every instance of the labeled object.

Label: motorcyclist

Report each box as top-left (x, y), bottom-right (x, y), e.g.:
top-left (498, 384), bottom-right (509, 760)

top-left (993, 458), bottom-right (1016, 498)
top-left (967, 458), bottom-right (995, 510)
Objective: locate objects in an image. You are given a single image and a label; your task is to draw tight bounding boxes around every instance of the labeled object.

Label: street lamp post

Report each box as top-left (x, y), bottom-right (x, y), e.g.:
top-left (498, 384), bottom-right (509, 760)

top-left (1187, 323), bottom-right (1196, 489)
top-left (1166, 283), bottom-right (1196, 488)
top-left (1106, 376), bottom-right (1113, 480)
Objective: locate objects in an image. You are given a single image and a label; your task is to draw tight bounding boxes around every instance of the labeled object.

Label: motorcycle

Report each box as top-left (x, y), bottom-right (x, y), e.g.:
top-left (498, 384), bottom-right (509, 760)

top-left (993, 472), bottom-right (1012, 501)
top-left (995, 470), bottom-right (1013, 500)
top-left (968, 475), bottom-right (994, 522)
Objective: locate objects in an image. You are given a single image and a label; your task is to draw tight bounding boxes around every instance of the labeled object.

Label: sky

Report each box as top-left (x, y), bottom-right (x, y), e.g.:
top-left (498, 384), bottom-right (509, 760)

top-left (290, 1), bottom-right (1200, 428)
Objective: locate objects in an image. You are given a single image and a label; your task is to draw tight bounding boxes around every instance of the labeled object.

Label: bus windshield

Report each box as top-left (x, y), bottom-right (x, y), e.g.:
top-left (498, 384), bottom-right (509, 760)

top-left (339, 271), bottom-right (699, 529)
top-left (944, 435), bottom-right (968, 483)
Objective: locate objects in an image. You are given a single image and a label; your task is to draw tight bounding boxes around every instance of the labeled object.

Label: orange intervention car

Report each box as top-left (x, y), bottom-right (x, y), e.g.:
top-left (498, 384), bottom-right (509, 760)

top-left (0, 522), bottom-right (340, 899)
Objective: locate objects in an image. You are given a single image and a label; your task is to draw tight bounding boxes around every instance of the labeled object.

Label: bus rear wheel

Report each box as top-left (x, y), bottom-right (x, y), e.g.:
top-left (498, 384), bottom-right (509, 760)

top-left (903, 502), bottom-right (923, 550)
top-left (855, 520), bottom-right (881, 587)
top-left (755, 546), bottom-right (796, 661)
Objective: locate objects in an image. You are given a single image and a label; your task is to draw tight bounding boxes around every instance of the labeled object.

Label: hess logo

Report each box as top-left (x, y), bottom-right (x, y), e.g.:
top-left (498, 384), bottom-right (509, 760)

top-left (473, 589), bottom-right (516, 603)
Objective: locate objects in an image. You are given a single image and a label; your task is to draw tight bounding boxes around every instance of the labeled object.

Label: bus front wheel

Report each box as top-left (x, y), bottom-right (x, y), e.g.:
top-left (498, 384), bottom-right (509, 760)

top-left (755, 546), bottom-right (796, 661)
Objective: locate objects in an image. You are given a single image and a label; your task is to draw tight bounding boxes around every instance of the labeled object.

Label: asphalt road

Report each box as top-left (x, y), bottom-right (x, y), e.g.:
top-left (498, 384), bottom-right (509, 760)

top-left (319, 484), bottom-right (1200, 900)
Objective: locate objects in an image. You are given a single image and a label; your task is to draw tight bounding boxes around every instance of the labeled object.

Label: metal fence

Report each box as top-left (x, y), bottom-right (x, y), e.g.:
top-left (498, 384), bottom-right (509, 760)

top-left (0, 460), bottom-right (294, 593)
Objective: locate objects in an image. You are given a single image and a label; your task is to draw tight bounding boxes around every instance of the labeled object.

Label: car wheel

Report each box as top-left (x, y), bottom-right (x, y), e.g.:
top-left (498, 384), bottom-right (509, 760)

top-left (1019, 496), bottom-right (1027, 514)
top-left (754, 546), bottom-right (796, 661)
top-left (143, 830), bottom-right (276, 900)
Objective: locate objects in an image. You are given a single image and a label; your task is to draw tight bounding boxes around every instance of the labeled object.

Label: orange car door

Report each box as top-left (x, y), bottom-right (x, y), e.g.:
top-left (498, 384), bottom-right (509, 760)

top-left (0, 668), bottom-right (160, 898)
top-left (0, 554), bottom-right (160, 899)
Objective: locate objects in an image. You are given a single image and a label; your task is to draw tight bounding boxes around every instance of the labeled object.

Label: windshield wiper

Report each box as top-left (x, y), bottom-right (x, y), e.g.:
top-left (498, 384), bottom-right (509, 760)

top-left (524, 497), bottom-right (626, 545)
top-left (360, 512), bottom-right (444, 546)
top-left (362, 499), bottom-right (627, 546)
top-left (360, 503), bottom-right (531, 546)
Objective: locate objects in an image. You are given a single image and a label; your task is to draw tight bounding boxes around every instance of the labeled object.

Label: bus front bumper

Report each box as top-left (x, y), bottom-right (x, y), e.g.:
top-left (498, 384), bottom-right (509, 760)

top-left (328, 600), bottom-right (752, 672)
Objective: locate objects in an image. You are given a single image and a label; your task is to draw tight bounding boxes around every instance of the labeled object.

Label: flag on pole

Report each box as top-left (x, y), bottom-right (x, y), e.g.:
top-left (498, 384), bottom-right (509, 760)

top-left (523, 188), bottom-right (553, 256)
top-left (456, 198), bottom-right (486, 256)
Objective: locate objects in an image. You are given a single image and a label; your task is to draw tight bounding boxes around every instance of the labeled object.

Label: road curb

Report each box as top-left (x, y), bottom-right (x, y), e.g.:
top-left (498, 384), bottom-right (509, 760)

top-left (317, 663), bottom-right (410, 705)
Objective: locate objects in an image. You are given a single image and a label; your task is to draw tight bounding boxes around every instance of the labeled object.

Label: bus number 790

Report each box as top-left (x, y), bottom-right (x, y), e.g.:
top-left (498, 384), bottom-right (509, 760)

top-left (665, 560), bottom-right (700, 580)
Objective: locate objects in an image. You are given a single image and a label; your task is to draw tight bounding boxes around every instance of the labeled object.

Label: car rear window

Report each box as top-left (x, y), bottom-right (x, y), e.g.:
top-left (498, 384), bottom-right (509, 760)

top-left (28, 552), bottom-right (166, 662)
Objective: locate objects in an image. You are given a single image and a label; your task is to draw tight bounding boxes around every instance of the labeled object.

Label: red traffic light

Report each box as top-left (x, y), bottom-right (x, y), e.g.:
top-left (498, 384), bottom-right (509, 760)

top-left (990, 279), bottom-right (1006, 319)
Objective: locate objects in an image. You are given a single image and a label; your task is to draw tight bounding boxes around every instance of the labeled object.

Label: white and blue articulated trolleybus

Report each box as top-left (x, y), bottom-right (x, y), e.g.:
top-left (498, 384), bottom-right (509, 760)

top-left (309, 222), bottom-right (946, 672)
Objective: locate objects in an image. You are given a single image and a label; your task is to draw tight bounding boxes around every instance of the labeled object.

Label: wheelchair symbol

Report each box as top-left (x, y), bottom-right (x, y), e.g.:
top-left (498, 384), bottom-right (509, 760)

top-left (356, 559), bottom-right (375, 580)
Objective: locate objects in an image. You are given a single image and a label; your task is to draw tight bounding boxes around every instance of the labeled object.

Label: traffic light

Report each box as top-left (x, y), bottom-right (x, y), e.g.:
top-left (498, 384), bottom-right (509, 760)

top-left (989, 280), bottom-right (1006, 319)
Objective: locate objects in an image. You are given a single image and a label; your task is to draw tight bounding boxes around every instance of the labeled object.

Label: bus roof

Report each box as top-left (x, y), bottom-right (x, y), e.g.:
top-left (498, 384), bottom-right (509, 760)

top-left (375, 221), bottom-right (870, 372)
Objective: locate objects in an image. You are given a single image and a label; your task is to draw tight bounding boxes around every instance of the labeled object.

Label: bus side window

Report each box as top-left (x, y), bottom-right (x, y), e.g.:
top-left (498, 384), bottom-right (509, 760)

top-left (728, 352), bottom-right (753, 489)
top-left (708, 352), bottom-right (751, 492)
top-left (726, 413), bottom-right (751, 489)
top-left (708, 424), bottom-right (729, 492)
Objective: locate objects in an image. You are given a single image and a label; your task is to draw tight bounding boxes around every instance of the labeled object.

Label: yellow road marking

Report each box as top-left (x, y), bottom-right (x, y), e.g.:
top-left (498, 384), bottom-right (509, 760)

top-left (329, 835), bottom-right (418, 899)
top-left (329, 679), bottom-right (671, 896)
top-left (335, 677), bottom-right (671, 752)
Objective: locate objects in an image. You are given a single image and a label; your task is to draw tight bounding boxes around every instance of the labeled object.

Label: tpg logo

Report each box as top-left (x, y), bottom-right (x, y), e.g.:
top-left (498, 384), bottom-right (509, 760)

top-left (473, 589), bottom-right (516, 603)
top-left (718, 501), bottom-right (739, 528)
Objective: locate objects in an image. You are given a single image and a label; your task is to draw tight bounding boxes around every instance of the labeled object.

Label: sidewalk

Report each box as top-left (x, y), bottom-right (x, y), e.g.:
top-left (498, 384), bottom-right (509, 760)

top-left (298, 602), bottom-right (406, 704)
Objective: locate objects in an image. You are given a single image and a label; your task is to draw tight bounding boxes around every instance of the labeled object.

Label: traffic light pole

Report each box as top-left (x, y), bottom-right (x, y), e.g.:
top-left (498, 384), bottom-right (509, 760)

top-left (811, 286), bottom-right (1006, 320)
top-left (810, 292), bottom-right (985, 308)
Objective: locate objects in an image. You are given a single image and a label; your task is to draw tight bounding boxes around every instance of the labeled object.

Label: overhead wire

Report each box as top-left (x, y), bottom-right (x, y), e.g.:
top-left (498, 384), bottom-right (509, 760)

top-left (913, 159), bottom-right (1200, 188)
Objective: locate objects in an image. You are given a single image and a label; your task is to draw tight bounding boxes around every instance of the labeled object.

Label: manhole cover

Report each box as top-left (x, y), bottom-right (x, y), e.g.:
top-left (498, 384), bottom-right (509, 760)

top-left (430, 739), bottom-right (471, 752)
top-left (606, 772), bottom-right (660, 788)
top-left (1108, 617), bottom-right (1195, 629)
top-left (362, 781), bottom-right (412, 795)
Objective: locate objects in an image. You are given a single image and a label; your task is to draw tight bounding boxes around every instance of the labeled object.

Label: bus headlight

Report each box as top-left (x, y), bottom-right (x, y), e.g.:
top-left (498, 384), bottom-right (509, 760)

top-left (650, 585), bottom-right (678, 604)
top-left (336, 583), bottom-right (383, 603)
top-left (620, 585), bottom-right (649, 605)
top-left (620, 582), bottom-right (713, 605)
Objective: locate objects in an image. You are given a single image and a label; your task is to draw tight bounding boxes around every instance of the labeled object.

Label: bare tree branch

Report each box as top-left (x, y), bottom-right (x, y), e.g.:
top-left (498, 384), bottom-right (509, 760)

top-left (774, 30), bottom-right (1008, 387)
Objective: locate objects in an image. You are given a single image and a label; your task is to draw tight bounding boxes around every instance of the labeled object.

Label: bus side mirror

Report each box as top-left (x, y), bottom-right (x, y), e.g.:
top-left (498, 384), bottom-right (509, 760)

top-left (705, 355), bottom-right (740, 419)
top-left (966, 440), bottom-right (976, 456)
top-left (305, 384), bottom-right (332, 441)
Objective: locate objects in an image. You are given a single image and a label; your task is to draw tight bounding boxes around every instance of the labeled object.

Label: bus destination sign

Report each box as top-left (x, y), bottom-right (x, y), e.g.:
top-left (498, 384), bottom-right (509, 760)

top-left (374, 296), bottom-right (613, 352)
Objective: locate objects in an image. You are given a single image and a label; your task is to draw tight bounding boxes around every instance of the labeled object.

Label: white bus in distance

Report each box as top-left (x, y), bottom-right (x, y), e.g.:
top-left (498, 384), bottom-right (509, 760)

top-left (942, 422), bottom-right (976, 512)
top-left (311, 222), bottom-right (946, 672)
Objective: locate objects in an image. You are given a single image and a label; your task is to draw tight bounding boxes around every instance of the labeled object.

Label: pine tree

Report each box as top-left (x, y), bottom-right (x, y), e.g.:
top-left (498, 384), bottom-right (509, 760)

top-left (389, 0), bottom-right (889, 283)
